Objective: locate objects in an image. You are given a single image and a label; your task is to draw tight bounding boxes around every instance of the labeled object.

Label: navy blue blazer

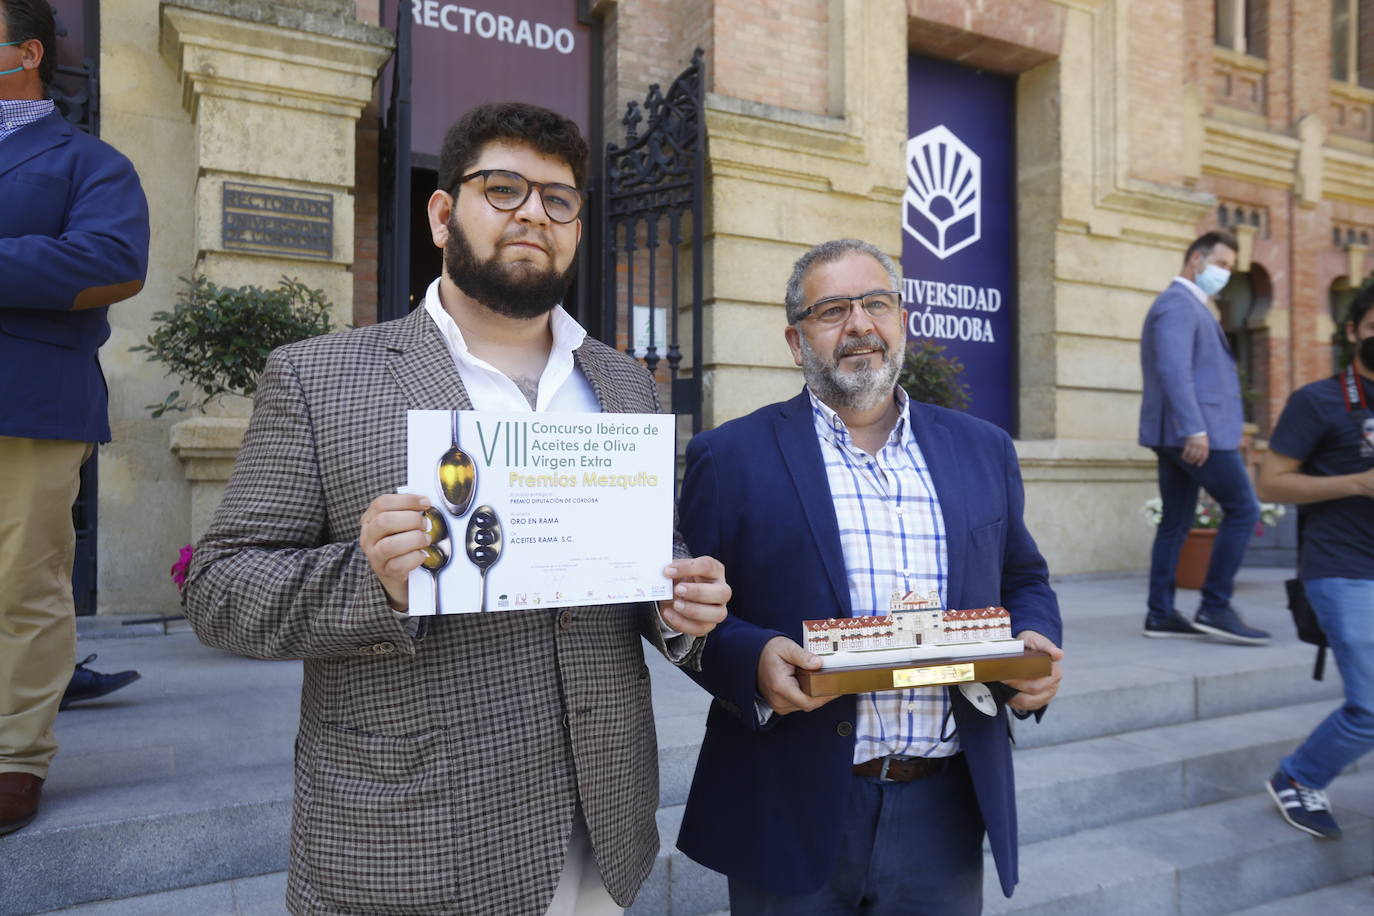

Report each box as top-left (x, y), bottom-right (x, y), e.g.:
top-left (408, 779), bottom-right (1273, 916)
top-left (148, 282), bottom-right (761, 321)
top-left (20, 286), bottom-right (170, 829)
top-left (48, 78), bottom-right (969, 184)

top-left (1138, 281), bottom-right (1244, 450)
top-left (0, 110), bottom-right (149, 443)
top-left (674, 390), bottom-right (1061, 899)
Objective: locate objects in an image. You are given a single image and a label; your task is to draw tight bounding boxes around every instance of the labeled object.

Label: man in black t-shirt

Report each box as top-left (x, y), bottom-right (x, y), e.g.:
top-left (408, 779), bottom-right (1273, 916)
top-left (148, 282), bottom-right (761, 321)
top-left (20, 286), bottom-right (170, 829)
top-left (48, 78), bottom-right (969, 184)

top-left (1256, 287), bottom-right (1374, 840)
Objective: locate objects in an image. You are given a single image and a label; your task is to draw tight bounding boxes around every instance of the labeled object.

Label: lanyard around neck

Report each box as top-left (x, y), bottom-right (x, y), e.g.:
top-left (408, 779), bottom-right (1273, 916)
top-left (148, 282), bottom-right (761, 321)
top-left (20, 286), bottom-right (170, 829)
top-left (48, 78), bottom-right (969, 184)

top-left (1342, 364), bottom-right (1370, 414)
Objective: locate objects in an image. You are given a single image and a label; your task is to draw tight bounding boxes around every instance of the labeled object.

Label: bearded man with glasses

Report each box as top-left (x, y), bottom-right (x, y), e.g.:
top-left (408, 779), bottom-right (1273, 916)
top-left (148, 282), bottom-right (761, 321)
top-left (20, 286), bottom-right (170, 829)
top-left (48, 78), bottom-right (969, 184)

top-left (672, 238), bottom-right (1063, 915)
top-left (183, 102), bottom-right (729, 916)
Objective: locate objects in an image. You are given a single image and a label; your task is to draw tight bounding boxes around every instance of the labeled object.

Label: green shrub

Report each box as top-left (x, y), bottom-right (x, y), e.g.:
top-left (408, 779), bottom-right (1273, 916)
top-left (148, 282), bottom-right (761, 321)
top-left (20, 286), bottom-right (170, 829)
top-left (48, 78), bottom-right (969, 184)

top-left (897, 339), bottom-right (971, 410)
top-left (133, 275), bottom-right (335, 417)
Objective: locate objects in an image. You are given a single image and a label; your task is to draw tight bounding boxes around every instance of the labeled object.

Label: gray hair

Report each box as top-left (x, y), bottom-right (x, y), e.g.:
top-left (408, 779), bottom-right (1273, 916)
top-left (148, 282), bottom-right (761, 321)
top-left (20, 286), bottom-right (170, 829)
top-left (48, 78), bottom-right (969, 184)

top-left (784, 239), bottom-right (901, 324)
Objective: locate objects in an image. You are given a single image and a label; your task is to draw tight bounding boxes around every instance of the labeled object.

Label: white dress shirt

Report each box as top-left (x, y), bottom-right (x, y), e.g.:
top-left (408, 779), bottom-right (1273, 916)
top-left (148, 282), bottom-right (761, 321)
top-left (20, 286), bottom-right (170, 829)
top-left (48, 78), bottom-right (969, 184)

top-left (808, 389), bottom-right (959, 762)
top-left (421, 277), bottom-right (600, 413)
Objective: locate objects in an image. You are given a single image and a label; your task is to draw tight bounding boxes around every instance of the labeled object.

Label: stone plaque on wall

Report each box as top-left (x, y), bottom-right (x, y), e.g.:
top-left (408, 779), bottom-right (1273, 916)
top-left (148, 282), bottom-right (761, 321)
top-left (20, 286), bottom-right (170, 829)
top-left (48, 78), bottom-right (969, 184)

top-left (222, 182), bottom-right (334, 259)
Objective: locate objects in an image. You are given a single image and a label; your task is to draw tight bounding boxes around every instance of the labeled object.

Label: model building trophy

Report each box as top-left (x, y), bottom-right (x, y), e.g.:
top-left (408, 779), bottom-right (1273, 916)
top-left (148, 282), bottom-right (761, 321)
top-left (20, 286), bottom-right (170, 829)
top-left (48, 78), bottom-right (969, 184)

top-left (796, 590), bottom-right (1051, 698)
top-left (404, 409), bottom-right (676, 616)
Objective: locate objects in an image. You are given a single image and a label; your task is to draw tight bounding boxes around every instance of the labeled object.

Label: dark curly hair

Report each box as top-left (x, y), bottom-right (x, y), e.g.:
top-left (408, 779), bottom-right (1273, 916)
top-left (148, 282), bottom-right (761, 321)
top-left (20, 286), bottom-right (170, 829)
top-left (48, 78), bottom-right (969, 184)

top-left (437, 102), bottom-right (588, 196)
top-left (1, 0), bottom-right (56, 87)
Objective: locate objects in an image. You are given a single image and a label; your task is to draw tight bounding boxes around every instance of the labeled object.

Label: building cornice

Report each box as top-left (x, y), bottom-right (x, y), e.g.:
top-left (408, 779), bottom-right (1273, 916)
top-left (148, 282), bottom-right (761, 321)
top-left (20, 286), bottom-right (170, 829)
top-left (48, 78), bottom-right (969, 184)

top-left (1201, 118), bottom-right (1300, 189)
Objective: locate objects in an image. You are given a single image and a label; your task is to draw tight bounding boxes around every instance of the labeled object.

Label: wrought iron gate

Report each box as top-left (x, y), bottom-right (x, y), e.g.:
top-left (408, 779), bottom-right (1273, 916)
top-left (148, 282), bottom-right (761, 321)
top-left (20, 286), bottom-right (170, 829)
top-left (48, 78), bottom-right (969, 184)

top-left (602, 50), bottom-right (706, 432)
top-left (51, 0), bottom-right (101, 614)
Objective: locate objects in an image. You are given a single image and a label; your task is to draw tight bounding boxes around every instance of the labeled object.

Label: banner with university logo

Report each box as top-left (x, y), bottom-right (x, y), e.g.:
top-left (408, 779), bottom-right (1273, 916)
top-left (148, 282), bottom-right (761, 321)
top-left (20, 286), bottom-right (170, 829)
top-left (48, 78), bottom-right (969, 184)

top-left (903, 55), bottom-right (1017, 434)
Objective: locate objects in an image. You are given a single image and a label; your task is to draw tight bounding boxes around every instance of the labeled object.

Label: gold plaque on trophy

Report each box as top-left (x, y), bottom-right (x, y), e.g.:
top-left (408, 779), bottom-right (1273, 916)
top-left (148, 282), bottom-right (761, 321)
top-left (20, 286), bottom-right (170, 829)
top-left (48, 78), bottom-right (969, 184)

top-left (796, 650), bottom-right (1052, 698)
top-left (892, 662), bottom-right (975, 688)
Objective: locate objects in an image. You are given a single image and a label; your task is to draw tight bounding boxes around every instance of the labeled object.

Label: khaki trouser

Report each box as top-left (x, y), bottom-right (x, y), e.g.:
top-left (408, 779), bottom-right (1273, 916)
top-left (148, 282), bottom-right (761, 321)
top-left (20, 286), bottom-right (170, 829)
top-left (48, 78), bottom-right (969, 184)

top-left (0, 436), bottom-right (91, 777)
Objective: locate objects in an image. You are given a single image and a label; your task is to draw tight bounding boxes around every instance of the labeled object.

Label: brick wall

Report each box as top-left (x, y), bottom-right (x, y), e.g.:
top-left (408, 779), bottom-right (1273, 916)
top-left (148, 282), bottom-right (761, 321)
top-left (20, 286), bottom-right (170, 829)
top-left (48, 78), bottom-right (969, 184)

top-left (1191, 0), bottom-right (1374, 432)
top-left (906, 0), bottom-right (1062, 73)
top-left (599, 0), bottom-right (711, 146)
top-left (711, 0), bottom-right (830, 114)
top-left (1129, 0), bottom-right (1188, 186)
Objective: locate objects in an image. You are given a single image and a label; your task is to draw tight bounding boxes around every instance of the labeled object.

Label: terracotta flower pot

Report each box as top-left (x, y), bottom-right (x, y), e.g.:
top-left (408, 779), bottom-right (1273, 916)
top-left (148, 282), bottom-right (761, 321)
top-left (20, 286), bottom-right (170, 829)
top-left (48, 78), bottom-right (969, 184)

top-left (1175, 528), bottom-right (1217, 590)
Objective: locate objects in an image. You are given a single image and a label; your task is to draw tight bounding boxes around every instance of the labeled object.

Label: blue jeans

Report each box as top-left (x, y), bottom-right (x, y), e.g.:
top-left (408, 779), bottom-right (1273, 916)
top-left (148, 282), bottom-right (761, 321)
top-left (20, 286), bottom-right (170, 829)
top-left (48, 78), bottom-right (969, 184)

top-left (1147, 447), bottom-right (1258, 617)
top-left (726, 756), bottom-right (984, 915)
top-left (1281, 577), bottom-right (1374, 789)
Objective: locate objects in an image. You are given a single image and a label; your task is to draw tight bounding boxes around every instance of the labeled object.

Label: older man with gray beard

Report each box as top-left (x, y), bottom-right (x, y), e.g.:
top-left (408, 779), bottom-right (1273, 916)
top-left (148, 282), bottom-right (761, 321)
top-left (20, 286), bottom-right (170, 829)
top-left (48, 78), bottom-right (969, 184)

top-left (670, 238), bottom-right (1063, 915)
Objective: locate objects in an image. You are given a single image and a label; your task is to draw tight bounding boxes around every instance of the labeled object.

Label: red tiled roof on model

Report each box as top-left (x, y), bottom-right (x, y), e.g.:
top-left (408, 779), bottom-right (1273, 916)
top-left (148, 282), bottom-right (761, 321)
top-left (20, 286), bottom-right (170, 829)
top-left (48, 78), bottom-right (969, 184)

top-left (947, 605), bottom-right (1008, 619)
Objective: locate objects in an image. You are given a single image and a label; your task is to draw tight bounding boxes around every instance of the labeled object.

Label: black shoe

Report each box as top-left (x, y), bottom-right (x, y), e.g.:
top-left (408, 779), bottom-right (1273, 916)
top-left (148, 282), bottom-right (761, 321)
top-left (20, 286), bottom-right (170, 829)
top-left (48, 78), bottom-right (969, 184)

top-left (1143, 612), bottom-right (1206, 638)
top-left (1193, 606), bottom-right (1270, 645)
top-left (60, 654), bottom-right (141, 710)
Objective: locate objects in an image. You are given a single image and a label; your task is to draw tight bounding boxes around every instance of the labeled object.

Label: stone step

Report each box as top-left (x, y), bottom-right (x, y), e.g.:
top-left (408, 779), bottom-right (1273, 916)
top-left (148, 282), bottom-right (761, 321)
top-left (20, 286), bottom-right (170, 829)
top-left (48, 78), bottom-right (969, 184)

top-left (15, 568), bottom-right (1352, 914)
top-left (985, 768), bottom-right (1374, 916)
top-left (1015, 697), bottom-right (1371, 844)
top-left (1227, 876), bottom-right (1373, 915)
top-left (39, 873), bottom-right (289, 915)
top-left (1010, 612), bottom-right (1343, 751)
top-left (630, 699), bottom-right (1374, 916)
top-left (626, 804), bottom-right (727, 916)
top-left (0, 766), bottom-right (291, 915)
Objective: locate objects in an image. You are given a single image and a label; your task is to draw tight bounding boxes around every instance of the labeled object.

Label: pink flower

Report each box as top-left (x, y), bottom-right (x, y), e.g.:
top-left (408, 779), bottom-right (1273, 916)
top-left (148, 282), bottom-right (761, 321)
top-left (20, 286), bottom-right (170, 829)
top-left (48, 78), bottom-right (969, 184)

top-left (170, 544), bottom-right (194, 591)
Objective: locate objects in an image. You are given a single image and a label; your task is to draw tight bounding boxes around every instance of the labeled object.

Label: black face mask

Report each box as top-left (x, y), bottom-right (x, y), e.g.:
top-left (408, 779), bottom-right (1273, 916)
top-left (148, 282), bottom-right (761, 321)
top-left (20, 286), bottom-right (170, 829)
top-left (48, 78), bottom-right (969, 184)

top-left (1360, 336), bottom-right (1374, 373)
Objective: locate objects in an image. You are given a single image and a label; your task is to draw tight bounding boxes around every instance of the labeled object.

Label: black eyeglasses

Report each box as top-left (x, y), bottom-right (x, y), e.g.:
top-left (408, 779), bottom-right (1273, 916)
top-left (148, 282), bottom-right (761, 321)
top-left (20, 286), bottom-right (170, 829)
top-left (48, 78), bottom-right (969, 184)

top-left (456, 169), bottom-right (585, 224)
top-left (796, 291), bottom-right (902, 325)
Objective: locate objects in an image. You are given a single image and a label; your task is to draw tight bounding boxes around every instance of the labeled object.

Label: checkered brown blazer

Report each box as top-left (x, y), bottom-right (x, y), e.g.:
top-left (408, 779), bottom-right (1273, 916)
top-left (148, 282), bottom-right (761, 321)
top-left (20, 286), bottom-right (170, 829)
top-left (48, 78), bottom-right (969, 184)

top-left (183, 305), bottom-right (698, 915)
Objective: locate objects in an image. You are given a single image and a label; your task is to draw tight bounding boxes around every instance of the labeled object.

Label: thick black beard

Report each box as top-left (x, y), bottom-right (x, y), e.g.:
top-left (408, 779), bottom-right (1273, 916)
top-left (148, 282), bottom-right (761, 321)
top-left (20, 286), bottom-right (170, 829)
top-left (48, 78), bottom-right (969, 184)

top-left (443, 214), bottom-right (577, 320)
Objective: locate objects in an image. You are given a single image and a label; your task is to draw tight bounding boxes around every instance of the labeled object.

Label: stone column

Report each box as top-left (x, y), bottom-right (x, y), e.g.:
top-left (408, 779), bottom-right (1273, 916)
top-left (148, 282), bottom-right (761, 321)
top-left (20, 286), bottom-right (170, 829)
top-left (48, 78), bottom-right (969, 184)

top-left (159, 0), bottom-right (393, 328)
top-left (159, 0), bottom-right (392, 529)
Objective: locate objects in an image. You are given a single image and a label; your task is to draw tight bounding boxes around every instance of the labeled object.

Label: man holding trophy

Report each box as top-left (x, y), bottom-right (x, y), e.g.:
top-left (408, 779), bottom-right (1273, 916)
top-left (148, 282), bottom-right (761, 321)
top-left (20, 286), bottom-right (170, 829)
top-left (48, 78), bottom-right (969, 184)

top-left (673, 239), bottom-right (1063, 914)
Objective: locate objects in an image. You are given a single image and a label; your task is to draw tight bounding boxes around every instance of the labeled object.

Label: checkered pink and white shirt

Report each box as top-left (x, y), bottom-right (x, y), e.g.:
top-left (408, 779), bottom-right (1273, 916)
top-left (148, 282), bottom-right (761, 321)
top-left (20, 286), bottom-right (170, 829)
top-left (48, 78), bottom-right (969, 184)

top-left (808, 387), bottom-right (961, 763)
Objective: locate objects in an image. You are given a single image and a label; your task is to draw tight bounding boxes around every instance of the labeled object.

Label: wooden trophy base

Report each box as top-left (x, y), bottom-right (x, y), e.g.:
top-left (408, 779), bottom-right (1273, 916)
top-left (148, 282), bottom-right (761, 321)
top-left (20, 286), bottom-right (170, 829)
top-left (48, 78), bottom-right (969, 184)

top-left (796, 649), bottom-right (1052, 698)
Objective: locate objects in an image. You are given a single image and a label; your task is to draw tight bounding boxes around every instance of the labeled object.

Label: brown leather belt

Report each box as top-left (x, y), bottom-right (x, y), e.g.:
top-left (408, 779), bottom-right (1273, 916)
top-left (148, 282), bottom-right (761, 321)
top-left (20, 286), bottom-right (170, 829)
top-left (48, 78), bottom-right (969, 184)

top-left (853, 753), bottom-right (960, 782)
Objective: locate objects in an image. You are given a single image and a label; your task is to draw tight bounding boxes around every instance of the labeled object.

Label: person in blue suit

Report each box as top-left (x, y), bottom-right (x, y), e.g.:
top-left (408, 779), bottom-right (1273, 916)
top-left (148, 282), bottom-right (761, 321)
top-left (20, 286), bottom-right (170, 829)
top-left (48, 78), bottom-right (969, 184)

top-left (674, 239), bottom-right (1064, 915)
top-left (0, 0), bottom-right (149, 836)
top-left (1138, 230), bottom-right (1267, 644)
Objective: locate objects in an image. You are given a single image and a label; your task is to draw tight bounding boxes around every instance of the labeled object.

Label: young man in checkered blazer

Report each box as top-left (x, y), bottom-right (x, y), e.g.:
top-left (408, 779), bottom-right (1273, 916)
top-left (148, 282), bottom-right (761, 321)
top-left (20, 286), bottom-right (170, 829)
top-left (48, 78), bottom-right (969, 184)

top-left (183, 102), bottom-right (729, 916)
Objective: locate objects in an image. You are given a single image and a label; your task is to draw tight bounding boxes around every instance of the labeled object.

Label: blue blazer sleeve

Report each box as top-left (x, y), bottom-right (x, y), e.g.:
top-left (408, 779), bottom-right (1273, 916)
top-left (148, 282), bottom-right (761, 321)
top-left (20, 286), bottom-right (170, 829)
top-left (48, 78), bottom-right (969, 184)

top-left (0, 122), bottom-right (150, 311)
top-left (0, 117), bottom-right (150, 442)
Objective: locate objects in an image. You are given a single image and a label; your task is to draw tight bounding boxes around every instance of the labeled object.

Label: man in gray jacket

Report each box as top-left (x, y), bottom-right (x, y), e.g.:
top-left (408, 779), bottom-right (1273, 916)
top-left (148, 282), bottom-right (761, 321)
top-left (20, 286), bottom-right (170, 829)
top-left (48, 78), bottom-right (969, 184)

top-left (1138, 230), bottom-right (1267, 645)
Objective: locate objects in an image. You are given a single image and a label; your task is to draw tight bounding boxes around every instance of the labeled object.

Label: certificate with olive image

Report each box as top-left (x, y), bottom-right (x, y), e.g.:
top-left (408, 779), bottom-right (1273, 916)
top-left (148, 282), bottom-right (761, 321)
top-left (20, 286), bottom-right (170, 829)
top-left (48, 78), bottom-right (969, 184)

top-left (403, 409), bottom-right (677, 616)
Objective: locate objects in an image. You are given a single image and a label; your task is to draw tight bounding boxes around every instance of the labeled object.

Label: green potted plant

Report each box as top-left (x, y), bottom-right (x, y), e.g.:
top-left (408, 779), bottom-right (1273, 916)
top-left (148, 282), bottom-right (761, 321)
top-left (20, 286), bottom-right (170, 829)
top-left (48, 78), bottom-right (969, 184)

top-left (898, 339), bottom-right (971, 409)
top-left (133, 275), bottom-right (336, 417)
top-left (137, 275), bottom-right (338, 543)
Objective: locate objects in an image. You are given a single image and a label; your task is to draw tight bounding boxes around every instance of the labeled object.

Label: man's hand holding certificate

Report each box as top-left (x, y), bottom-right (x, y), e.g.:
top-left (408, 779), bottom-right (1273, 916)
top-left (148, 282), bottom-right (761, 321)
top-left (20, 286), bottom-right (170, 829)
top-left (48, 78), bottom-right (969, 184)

top-left (369, 409), bottom-right (727, 621)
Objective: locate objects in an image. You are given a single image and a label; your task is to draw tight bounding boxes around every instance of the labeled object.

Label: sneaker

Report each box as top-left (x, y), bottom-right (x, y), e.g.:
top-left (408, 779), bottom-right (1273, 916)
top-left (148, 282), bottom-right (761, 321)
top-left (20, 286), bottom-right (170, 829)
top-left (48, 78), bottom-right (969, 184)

top-left (60, 654), bottom-right (141, 710)
top-left (1143, 612), bottom-right (1206, 638)
top-left (1266, 770), bottom-right (1342, 839)
top-left (1193, 606), bottom-right (1270, 645)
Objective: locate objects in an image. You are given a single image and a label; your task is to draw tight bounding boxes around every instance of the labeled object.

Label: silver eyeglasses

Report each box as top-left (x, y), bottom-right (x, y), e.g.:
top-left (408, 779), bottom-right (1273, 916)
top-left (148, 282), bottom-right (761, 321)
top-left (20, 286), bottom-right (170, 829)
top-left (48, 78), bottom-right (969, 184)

top-left (796, 291), bottom-right (902, 325)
